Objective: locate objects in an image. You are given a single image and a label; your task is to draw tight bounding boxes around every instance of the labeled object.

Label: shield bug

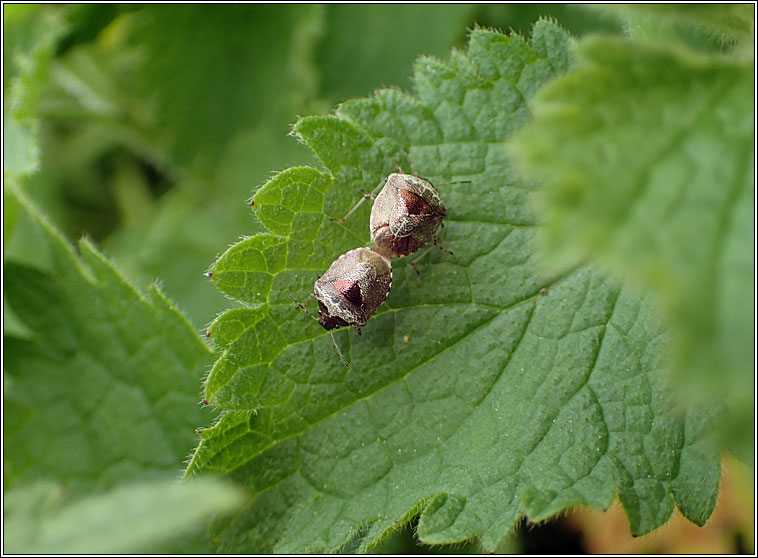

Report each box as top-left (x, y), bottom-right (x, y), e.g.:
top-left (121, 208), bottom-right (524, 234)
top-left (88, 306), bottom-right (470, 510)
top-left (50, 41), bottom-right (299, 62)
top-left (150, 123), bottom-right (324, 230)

top-left (290, 247), bottom-right (392, 366)
top-left (368, 172), bottom-right (448, 259)
top-left (333, 151), bottom-right (466, 272)
top-left (333, 172), bottom-right (450, 268)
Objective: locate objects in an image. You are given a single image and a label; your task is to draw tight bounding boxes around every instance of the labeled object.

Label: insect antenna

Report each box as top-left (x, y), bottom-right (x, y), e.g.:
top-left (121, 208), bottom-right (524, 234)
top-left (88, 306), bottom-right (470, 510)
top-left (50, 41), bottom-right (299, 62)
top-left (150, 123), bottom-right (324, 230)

top-left (396, 149), bottom-right (418, 176)
top-left (396, 149), bottom-right (471, 188)
top-left (437, 179), bottom-right (472, 187)
top-left (288, 293), bottom-right (349, 368)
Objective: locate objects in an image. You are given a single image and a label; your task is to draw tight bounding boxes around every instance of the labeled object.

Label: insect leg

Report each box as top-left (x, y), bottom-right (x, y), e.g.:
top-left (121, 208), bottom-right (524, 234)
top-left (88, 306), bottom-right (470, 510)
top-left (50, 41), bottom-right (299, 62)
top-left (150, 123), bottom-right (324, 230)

top-left (331, 177), bottom-right (387, 223)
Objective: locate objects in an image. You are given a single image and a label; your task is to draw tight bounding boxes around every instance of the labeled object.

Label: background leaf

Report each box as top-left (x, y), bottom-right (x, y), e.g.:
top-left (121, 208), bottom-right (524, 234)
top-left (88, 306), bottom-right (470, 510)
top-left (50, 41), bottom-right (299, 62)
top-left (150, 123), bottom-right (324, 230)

top-left (508, 36), bottom-right (754, 461)
top-left (19, 5), bottom-right (325, 325)
top-left (314, 4), bottom-right (476, 100)
top-left (3, 186), bottom-right (235, 551)
top-left (607, 4), bottom-right (755, 41)
top-left (3, 4), bottom-right (65, 177)
top-left (4, 185), bottom-right (214, 490)
top-left (4, 478), bottom-right (245, 554)
top-left (188, 22), bottom-right (721, 552)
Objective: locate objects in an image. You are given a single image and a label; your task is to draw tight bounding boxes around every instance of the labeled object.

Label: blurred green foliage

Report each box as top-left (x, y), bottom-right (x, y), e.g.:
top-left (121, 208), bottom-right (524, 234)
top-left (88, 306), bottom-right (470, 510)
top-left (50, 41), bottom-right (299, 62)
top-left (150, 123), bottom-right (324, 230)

top-left (4, 478), bottom-right (244, 553)
top-left (3, 4), bottom-right (752, 554)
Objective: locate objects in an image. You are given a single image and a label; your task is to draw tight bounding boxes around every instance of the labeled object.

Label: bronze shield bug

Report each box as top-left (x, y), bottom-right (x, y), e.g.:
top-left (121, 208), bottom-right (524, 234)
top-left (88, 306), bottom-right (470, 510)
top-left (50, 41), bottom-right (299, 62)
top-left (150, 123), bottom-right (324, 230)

top-left (333, 153), bottom-right (466, 272)
top-left (290, 247), bottom-right (392, 367)
top-left (368, 172), bottom-right (448, 259)
top-left (333, 172), bottom-right (448, 260)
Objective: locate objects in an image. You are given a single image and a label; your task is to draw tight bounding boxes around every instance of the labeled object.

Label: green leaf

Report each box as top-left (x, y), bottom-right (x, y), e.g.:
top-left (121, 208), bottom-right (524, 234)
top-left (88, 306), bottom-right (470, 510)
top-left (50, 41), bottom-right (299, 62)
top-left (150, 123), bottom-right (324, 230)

top-left (3, 109), bottom-right (40, 176)
top-left (3, 4), bottom-right (65, 176)
top-left (3, 184), bottom-right (33, 338)
top-left (315, 4), bottom-right (475, 100)
top-left (189, 23), bottom-right (720, 552)
top-left (4, 477), bottom-right (245, 554)
top-left (509, 37), bottom-right (754, 460)
top-left (3, 5), bottom-right (64, 113)
top-left (4, 185), bottom-right (215, 491)
top-left (608, 4), bottom-right (755, 41)
top-left (120, 4), bottom-right (324, 173)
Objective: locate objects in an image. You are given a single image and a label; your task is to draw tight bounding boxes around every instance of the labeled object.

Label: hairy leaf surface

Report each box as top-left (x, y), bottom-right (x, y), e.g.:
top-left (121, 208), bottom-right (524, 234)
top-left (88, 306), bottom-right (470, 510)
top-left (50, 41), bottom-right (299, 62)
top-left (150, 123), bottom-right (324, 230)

top-left (189, 23), bottom-right (720, 552)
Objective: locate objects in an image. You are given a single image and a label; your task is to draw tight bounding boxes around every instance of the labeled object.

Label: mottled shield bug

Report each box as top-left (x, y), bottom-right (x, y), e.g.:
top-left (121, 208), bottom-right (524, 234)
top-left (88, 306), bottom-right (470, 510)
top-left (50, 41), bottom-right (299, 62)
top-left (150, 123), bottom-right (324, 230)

top-left (290, 247), bottom-right (392, 367)
top-left (333, 152), bottom-right (466, 273)
top-left (368, 172), bottom-right (448, 260)
top-left (334, 172), bottom-right (448, 260)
